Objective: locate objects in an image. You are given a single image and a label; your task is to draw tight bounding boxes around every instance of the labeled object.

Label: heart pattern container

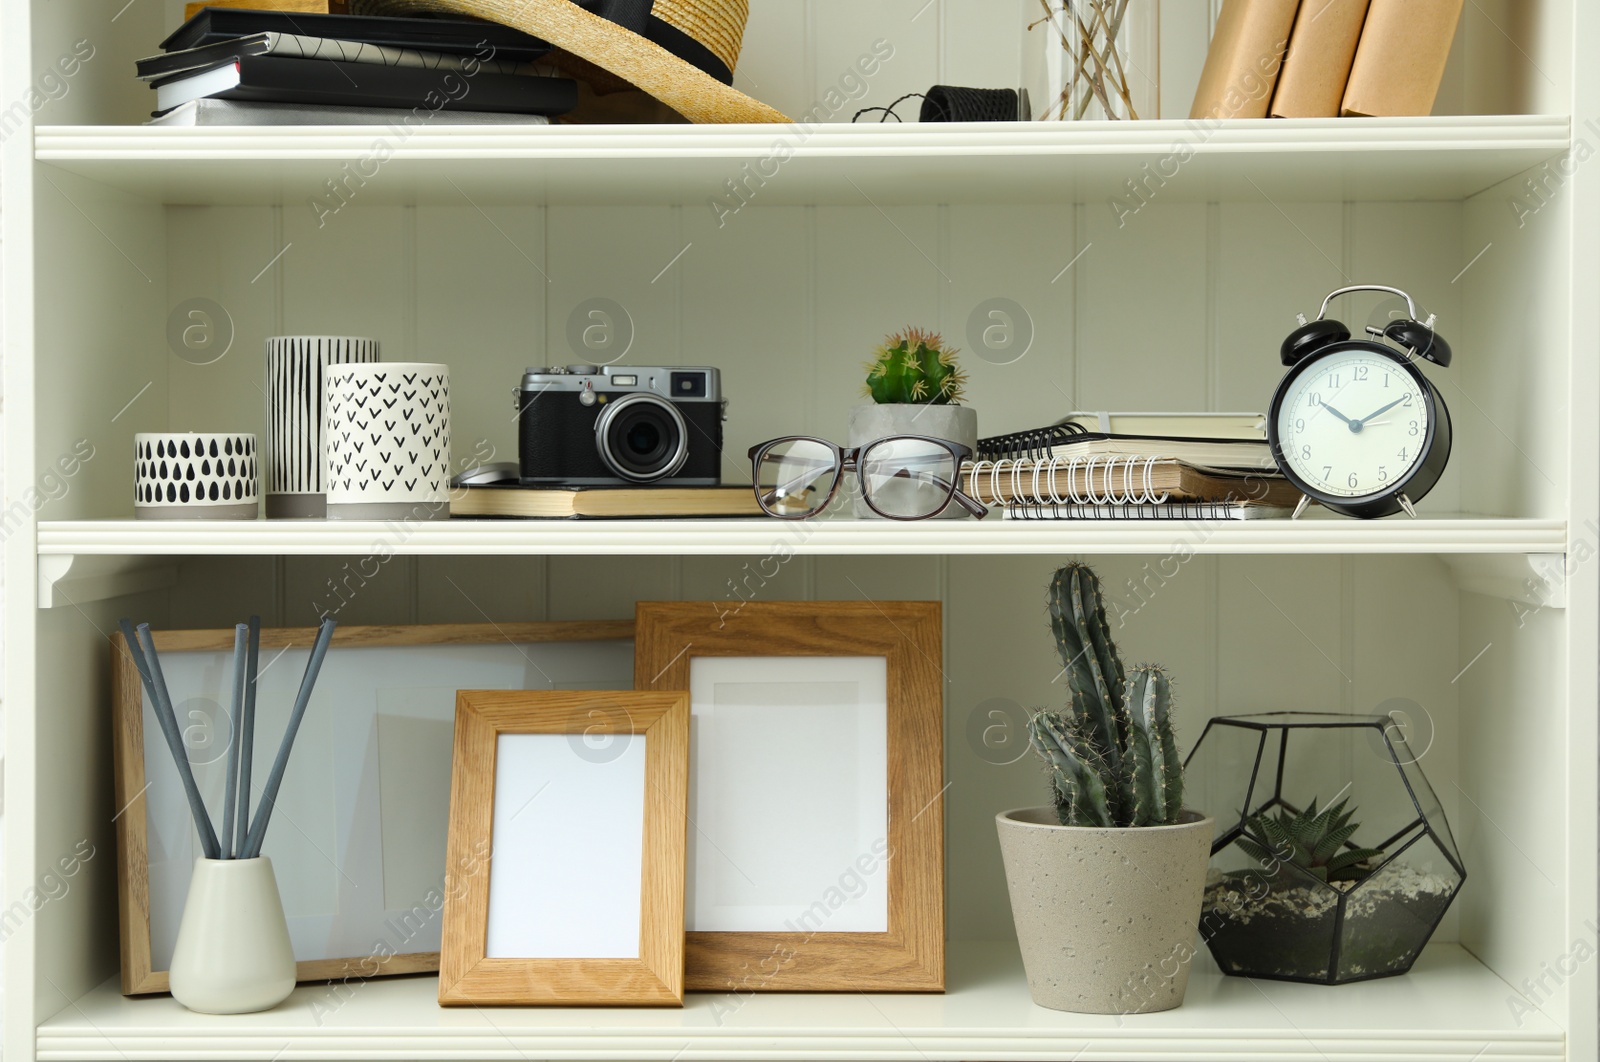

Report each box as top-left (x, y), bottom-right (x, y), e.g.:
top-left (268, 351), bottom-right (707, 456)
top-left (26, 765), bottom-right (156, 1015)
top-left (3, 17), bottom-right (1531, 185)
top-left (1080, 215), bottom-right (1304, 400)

top-left (264, 336), bottom-right (380, 518)
top-left (324, 363), bottom-right (451, 520)
top-left (134, 433), bottom-right (259, 520)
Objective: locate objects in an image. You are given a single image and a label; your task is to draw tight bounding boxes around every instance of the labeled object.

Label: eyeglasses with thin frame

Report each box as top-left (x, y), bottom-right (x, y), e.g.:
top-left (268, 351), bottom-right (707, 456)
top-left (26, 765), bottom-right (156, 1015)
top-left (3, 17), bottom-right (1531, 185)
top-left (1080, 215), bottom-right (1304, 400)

top-left (748, 435), bottom-right (989, 520)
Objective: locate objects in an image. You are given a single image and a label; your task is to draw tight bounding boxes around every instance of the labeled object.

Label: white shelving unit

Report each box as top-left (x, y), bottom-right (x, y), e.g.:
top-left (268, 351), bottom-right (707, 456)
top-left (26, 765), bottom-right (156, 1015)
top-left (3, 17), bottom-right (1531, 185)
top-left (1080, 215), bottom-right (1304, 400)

top-left (4, 2), bottom-right (1596, 1061)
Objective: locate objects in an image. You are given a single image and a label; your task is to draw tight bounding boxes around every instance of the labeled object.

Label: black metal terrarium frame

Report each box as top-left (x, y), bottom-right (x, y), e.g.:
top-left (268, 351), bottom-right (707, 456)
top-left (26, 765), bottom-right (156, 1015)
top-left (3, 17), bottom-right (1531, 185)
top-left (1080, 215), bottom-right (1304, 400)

top-left (1184, 712), bottom-right (1467, 985)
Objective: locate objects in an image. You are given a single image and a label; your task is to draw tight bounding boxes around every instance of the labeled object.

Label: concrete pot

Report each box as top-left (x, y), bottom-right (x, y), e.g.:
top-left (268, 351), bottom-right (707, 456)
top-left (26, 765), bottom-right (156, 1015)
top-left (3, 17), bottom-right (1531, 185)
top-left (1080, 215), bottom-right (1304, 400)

top-left (996, 806), bottom-right (1213, 1014)
top-left (846, 403), bottom-right (978, 519)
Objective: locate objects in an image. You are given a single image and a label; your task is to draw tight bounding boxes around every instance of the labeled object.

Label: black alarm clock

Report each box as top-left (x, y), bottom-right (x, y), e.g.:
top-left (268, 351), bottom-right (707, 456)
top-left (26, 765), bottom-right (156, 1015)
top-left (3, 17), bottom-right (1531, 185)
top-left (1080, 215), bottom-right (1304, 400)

top-left (1268, 285), bottom-right (1452, 519)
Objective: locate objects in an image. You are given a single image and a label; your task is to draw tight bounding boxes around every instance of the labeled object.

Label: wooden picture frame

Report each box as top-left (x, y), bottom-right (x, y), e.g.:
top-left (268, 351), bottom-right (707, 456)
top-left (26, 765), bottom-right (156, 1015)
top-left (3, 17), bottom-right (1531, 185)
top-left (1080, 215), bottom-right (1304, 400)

top-left (439, 690), bottom-right (689, 1006)
top-left (111, 620), bottom-right (634, 995)
top-left (634, 600), bottom-right (944, 992)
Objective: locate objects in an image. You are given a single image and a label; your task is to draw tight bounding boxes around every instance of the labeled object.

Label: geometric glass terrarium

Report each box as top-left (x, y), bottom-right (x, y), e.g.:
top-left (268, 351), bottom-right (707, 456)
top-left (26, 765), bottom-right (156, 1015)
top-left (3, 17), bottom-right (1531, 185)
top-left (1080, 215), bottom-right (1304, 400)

top-left (1183, 712), bottom-right (1466, 984)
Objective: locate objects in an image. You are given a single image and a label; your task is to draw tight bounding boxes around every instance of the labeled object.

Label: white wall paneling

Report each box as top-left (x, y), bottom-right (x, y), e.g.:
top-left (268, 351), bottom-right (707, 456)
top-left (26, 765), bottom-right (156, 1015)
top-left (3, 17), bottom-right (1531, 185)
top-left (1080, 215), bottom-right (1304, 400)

top-left (139, 196), bottom-right (1524, 520)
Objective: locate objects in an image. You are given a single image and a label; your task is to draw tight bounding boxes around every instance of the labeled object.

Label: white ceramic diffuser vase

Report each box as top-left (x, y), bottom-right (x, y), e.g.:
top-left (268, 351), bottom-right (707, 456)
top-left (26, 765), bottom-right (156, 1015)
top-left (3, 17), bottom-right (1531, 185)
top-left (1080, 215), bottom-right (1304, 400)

top-left (264, 336), bottom-right (380, 518)
top-left (324, 362), bottom-right (451, 520)
top-left (168, 857), bottom-right (296, 1014)
top-left (134, 433), bottom-right (258, 519)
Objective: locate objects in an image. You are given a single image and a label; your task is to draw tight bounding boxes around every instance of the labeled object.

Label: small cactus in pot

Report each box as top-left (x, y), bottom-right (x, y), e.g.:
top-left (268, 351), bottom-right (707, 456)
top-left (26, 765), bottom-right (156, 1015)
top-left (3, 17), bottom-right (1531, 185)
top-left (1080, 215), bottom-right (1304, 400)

top-left (847, 327), bottom-right (977, 518)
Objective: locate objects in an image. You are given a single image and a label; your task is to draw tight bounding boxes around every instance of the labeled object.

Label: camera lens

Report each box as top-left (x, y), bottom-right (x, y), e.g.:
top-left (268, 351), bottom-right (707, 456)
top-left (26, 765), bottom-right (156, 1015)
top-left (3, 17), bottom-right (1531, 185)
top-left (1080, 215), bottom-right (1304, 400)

top-left (595, 394), bottom-right (689, 482)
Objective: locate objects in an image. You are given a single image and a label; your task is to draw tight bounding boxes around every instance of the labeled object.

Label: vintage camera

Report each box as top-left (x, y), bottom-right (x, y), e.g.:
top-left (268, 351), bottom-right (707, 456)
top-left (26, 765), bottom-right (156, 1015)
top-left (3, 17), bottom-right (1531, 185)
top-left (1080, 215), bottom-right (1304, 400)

top-left (517, 365), bottom-right (724, 486)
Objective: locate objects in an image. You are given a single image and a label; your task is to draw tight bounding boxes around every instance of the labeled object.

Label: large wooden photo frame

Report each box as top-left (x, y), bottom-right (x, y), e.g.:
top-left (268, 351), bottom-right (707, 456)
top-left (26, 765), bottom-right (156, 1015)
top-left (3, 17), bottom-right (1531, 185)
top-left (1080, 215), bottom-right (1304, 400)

top-left (439, 690), bottom-right (689, 1006)
top-left (634, 600), bottom-right (945, 992)
top-left (111, 620), bottom-right (634, 995)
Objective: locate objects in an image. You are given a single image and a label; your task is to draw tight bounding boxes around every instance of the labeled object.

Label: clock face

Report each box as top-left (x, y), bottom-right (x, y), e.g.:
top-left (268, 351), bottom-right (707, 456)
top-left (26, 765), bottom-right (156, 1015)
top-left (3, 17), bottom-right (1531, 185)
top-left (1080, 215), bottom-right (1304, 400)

top-left (1275, 348), bottom-right (1429, 499)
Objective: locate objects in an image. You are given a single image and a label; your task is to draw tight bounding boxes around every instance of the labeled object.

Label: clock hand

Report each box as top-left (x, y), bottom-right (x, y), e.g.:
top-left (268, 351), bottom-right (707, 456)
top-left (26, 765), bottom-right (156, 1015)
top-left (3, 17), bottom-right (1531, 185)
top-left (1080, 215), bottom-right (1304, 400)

top-left (1319, 403), bottom-right (1357, 428)
top-left (1354, 398), bottom-right (1405, 426)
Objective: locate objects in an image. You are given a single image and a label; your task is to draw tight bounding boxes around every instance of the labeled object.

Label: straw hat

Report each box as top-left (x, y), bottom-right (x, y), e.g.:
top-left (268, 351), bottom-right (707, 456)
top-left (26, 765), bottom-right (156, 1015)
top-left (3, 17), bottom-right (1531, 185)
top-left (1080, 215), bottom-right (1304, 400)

top-left (352, 0), bottom-right (789, 123)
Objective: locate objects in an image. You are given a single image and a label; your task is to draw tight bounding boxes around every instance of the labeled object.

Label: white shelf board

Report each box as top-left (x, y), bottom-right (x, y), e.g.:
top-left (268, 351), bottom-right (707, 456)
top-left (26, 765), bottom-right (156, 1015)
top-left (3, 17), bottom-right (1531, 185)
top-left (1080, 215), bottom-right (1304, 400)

top-left (36, 515), bottom-right (1566, 559)
top-left (36, 942), bottom-right (1561, 1061)
top-left (33, 116), bottom-right (1570, 206)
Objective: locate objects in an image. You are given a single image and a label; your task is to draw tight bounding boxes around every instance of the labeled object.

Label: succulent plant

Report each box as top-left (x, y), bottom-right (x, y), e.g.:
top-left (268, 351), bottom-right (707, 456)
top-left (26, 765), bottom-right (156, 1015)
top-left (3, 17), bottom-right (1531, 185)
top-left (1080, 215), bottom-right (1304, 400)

top-left (1235, 797), bottom-right (1385, 883)
top-left (1027, 562), bottom-right (1185, 828)
top-left (862, 327), bottom-right (967, 405)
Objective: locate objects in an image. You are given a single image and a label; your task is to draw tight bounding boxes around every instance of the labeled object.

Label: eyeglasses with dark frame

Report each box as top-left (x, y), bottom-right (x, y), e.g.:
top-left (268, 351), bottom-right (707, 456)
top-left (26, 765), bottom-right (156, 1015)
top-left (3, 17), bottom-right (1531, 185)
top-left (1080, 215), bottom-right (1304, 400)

top-left (748, 435), bottom-right (989, 520)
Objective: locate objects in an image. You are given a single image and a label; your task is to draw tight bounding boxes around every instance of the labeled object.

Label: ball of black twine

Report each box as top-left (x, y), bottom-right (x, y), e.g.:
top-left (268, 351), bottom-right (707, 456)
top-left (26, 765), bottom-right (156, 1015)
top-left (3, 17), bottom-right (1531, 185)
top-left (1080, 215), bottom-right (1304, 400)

top-left (852, 86), bottom-right (1022, 123)
top-left (920, 85), bottom-right (1021, 122)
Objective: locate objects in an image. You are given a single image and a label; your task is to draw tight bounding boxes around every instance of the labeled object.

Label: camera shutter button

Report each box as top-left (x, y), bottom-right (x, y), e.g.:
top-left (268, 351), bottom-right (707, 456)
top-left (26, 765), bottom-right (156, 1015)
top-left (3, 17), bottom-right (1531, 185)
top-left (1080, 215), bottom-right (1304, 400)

top-left (579, 389), bottom-right (597, 407)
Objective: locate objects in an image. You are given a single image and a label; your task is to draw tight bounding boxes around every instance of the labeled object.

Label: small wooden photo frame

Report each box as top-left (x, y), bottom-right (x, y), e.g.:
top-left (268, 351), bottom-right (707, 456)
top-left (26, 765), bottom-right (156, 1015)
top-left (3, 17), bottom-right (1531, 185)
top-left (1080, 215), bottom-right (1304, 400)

top-left (635, 600), bottom-right (945, 993)
top-left (439, 690), bottom-right (690, 1006)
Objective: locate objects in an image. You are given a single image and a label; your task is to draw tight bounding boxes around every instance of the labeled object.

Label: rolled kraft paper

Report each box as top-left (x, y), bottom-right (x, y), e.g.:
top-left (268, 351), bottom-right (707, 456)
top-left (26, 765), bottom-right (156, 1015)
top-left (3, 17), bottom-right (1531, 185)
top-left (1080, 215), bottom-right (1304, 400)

top-left (264, 336), bottom-right (380, 519)
top-left (134, 433), bottom-right (258, 520)
top-left (324, 362), bottom-right (452, 520)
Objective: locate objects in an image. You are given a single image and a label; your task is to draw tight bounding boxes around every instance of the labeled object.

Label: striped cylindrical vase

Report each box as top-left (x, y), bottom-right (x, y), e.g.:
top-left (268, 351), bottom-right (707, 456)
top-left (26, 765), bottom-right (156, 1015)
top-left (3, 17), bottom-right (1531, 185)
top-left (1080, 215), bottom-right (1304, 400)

top-left (264, 336), bottom-right (379, 518)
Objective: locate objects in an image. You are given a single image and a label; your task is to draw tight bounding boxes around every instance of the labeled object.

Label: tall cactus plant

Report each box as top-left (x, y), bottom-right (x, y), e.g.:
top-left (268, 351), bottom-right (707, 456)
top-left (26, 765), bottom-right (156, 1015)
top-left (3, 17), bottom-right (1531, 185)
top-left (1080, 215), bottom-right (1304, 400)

top-left (1028, 562), bottom-right (1185, 828)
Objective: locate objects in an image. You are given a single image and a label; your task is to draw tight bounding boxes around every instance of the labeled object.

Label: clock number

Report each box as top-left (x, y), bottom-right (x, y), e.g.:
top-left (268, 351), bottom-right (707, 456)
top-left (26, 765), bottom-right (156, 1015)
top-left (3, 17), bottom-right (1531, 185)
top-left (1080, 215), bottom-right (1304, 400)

top-left (1300, 444), bottom-right (1311, 460)
top-left (1322, 466), bottom-right (1333, 479)
top-left (1408, 421), bottom-right (1420, 436)
top-left (1308, 392), bottom-right (1323, 407)
top-left (1355, 366), bottom-right (1369, 381)
top-left (1330, 374), bottom-right (1341, 388)
top-left (1398, 447), bottom-right (1408, 461)
top-left (1295, 417), bottom-right (1306, 431)
top-left (1383, 374), bottom-right (1391, 388)
top-left (1348, 472), bottom-right (1359, 488)
top-left (1402, 392), bottom-right (1414, 406)
top-left (1378, 466), bottom-right (1388, 482)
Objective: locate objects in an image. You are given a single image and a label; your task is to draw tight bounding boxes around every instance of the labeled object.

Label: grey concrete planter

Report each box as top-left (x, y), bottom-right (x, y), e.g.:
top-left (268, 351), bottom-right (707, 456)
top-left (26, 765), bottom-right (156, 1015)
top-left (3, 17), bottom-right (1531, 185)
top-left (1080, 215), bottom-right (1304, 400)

top-left (845, 403), bottom-right (978, 519)
top-left (996, 806), bottom-right (1214, 1014)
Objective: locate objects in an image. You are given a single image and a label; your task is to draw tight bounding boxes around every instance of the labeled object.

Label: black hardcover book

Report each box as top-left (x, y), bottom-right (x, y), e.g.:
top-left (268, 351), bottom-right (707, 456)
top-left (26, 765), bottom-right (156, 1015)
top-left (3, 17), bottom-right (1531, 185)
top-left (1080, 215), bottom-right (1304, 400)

top-left (138, 33), bottom-right (274, 79)
top-left (160, 8), bottom-right (552, 63)
top-left (151, 55), bottom-right (578, 116)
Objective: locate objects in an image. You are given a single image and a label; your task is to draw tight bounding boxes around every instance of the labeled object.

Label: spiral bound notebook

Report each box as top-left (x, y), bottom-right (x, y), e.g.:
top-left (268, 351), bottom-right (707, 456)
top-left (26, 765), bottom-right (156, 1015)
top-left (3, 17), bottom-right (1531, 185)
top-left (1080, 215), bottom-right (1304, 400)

top-left (1002, 502), bottom-right (1294, 521)
top-left (963, 456), bottom-right (1301, 508)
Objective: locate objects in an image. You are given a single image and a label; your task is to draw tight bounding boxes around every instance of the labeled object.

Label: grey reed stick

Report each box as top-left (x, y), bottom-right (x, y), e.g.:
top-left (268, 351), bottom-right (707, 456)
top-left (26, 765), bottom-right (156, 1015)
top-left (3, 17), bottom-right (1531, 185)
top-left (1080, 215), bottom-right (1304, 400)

top-left (235, 615), bottom-right (261, 861)
top-left (221, 623), bottom-right (247, 859)
top-left (241, 618), bottom-right (336, 860)
top-left (126, 621), bottom-right (222, 860)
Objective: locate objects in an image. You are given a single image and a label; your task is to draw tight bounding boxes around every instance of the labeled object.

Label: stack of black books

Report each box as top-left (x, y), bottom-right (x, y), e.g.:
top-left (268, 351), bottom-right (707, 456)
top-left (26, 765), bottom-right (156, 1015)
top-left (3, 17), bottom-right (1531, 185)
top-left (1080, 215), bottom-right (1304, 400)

top-left (139, 7), bottom-right (577, 125)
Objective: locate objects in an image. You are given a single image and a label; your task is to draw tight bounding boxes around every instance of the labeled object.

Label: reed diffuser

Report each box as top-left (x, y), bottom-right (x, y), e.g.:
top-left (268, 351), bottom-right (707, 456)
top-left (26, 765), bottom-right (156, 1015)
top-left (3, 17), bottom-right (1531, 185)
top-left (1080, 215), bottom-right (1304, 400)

top-left (118, 615), bottom-right (336, 1013)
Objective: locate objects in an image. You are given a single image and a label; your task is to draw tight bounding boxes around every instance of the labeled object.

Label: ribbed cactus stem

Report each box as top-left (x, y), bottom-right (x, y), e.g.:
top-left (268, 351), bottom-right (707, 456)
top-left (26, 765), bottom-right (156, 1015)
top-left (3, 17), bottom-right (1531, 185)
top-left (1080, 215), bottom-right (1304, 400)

top-left (1028, 563), bottom-right (1188, 830)
top-left (1121, 665), bottom-right (1183, 826)
top-left (1048, 563), bottom-right (1128, 776)
top-left (1029, 711), bottom-right (1114, 827)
